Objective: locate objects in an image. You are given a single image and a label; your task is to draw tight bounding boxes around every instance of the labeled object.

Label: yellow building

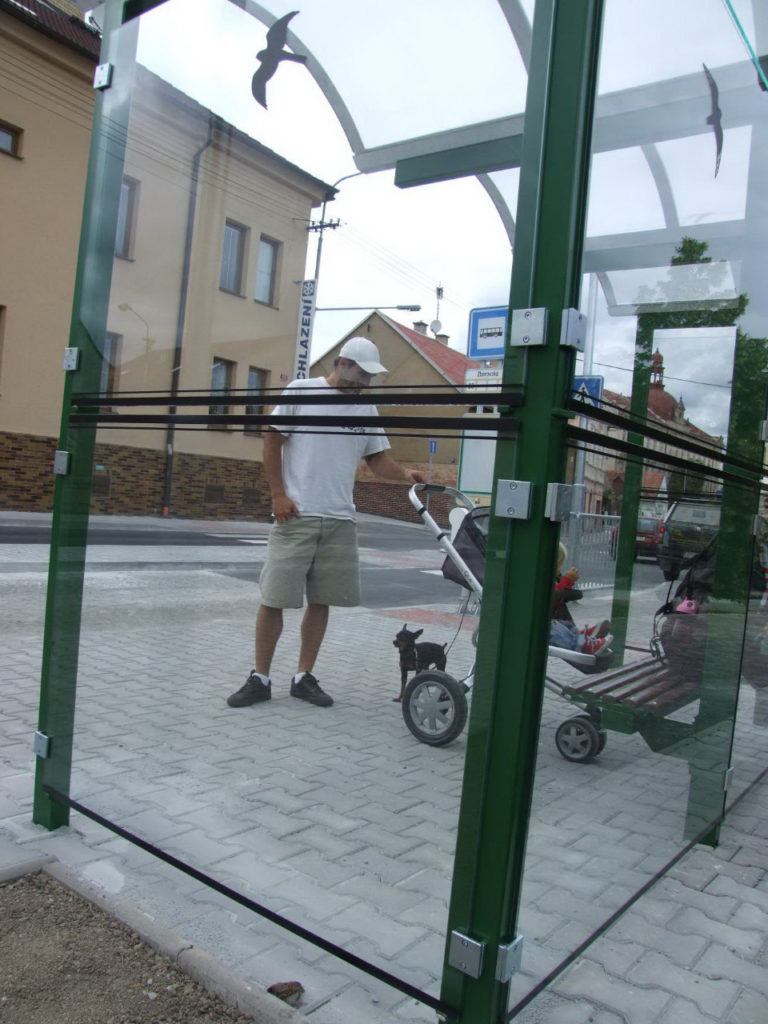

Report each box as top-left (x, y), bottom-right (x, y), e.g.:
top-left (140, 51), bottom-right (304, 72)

top-left (0, 1), bottom-right (331, 517)
top-left (0, 0), bottom-right (99, 504)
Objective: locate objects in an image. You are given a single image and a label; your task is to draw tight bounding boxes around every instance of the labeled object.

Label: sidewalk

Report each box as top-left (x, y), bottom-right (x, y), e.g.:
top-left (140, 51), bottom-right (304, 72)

top-left (0, 513), bottom-right (766, 1023)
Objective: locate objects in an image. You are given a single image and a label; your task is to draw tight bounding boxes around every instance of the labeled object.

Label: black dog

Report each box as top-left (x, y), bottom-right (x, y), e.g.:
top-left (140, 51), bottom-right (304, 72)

top-left (393, 624), bottom-right (447, 702)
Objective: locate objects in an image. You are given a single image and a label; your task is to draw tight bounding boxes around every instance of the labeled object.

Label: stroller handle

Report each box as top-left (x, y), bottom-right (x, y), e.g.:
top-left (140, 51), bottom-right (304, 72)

top-left (408, 483), bottom-right (484, 595)
top-left (408, 483), bottom-right (476, 513)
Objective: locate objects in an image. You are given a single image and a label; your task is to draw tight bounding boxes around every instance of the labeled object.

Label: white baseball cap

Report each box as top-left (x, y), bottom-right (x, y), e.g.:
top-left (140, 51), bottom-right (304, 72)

top-left (339, 337), bottom-right (388, 375)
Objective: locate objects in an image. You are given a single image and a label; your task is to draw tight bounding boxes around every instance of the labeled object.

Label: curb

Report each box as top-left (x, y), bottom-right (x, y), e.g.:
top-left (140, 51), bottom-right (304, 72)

top-left (0, 854), bottom-right (55, 885)
top-left (2, 858), bottom-right (311, 1024)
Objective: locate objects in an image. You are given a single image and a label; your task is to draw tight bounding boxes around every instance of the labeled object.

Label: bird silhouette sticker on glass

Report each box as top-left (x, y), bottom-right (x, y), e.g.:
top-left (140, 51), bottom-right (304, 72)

top-left (702, 63), bottom-right (723, 178)
top-left (252, 11), bottom-right (307, 110)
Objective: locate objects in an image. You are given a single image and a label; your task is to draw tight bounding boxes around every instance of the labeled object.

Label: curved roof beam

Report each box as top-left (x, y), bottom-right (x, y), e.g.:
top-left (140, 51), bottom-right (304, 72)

top-left (641, 143), bottom-right (680, 231)
top-left (478, 173), bottom-right (517, 248)
top-left (498, 0), bottom-right (533, 71)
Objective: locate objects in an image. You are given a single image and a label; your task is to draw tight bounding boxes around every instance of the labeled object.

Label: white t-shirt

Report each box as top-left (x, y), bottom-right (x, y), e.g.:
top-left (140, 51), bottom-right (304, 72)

top-left (272, 377), bottom-right (390, 520)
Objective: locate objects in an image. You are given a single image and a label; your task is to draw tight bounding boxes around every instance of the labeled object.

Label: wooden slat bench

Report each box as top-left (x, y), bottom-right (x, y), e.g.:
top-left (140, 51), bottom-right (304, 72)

top-left (552, 655), bottom-right (702, 760)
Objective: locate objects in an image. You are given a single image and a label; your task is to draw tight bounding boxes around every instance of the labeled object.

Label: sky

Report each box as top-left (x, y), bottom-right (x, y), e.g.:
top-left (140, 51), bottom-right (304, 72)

top-left (129, 0), bottom-right (760, 440)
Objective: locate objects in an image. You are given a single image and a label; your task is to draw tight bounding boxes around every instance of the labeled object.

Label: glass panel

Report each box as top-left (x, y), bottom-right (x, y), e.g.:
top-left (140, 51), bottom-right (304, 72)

top-left (254, 236), bottom-right (278, 305)
top-left (244, 365), bottom-right (268, 432)
top-left (135, 0), bottom-right (529, 157)
top-left (61, 0), bottom-right (521, 1012)
top-left (209, 356), bottom-right (234, 415)
top-left (509, 0), bottom-right (768, 1013)
top-left (220, 220), bottom-right (246, 293)
top-left (98, 332), bottom-right (122, 398)
top-left (115, 177), bottom-right (138, 259)
top-left (0, 126), bottom-right (15, 154)
top-left (45, 0), bottom-right (767, 1015)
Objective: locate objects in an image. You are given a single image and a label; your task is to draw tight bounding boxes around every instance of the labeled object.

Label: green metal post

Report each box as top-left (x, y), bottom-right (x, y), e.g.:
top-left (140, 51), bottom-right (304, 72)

top-left (33, 1), bottom-right (137, 828)
top-left (608, 319), bottom-right (654, 662)
top-left (440, 2), bottom-right (604, 1020)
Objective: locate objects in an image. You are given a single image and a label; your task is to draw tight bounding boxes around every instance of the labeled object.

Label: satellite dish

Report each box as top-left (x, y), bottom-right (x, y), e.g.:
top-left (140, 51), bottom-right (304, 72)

top-left (430, 319), bottom-right (442, 335)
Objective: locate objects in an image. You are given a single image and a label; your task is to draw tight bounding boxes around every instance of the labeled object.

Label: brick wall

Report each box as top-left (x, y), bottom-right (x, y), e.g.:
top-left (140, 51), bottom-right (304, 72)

top-left (0, 431), bottom-right (272, 520)
top-left (166, 451), bottom-right (271, 520)
top-left (89, 444), bottom-right (166, 516)
top-left (0, 433), bottom-right (58, 510)
top-left (0, 431), bottom-right (453, 524)
top-left (353, 481), bottom-right (453, 528)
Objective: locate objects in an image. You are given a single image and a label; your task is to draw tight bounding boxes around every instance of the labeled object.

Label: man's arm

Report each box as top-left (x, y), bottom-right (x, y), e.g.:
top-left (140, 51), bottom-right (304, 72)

top-left (263, 428), bottom-right (299, 522)
top-left (365, 450), bottom-right (425, 484)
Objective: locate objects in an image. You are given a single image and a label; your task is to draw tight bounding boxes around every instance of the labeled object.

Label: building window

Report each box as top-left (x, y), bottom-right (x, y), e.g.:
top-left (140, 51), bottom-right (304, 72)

top-left (220, 220), bottom-right (248, 294)
top-left (99, 333), bottom-right (122, 402)
top-left (0, 121), bottom-right (21, 157)
top-left (254, 236), bottom-right (280, 305)
top-left (115, 177), bottom-right (139, 259)
top-left (209, 357), bottom-right (235, 421)
top-left (244, 366), bottom-right (268, 433)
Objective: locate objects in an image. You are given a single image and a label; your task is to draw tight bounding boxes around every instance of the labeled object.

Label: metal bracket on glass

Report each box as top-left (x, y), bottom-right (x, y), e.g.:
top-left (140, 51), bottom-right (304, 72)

top-left (448, 930), bottom-right (485, 979)
top-left (93, 63), bottom-right (113, 90)
top-left (496, 935), bottom-right (524, 982)
top-left (723, 767), bottom-right (733, 792)
top-left (63, 347), bottom-right (80, 371)
top-left (495, 480), bottom-right (533, 520)
top-left (33, 731), bottom-right (51, 759)
top-left (560, 308), bottom-right (587, 351)
top-left (544, 482), bottom-right (584, 522)
top-left (761, 420), bottom-right (768, 442)
top-left (53, 450), bottom-right (71, 476)
top-left (510, 307), bottom-right (547, 348)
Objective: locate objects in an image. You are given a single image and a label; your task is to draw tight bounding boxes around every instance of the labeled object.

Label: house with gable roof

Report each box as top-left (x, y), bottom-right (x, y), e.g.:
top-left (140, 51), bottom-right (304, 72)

top-left (311, 310), bottom-right (482, 487)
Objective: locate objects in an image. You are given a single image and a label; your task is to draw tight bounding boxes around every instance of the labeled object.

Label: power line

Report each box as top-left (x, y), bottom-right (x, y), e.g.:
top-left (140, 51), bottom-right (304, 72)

top-left (591, 360), bottom-right (732, 390)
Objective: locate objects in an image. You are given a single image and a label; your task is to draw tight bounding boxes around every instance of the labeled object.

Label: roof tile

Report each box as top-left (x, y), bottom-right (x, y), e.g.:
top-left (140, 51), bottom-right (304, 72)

top-left (383, 315), bottom-right (479, 386)
top-left (1, 0), bottom-right (101, 59)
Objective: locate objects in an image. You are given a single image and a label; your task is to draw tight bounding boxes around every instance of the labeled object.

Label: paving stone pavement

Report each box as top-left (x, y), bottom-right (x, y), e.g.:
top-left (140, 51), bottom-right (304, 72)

top-left (0, 512), bottom-right (767, 1023)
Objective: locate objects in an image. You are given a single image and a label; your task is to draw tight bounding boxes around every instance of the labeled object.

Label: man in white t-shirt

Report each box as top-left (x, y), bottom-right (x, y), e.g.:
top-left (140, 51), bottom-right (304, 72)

top-left (227, 337), bottom-right (424, 709)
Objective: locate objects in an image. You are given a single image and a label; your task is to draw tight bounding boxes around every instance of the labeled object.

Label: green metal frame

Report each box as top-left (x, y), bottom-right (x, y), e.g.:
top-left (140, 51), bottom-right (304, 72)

top-left (395, 135), bottom-right (523, 189)
top-left (438, 2), bottom-right (604, 1020)
top-left (33, 1), bottom-right (137, 827)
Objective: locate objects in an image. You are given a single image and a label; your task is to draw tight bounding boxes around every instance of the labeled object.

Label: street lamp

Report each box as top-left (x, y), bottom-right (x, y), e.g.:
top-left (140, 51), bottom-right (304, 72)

top-left (117, 302), bottom-right (150, 340)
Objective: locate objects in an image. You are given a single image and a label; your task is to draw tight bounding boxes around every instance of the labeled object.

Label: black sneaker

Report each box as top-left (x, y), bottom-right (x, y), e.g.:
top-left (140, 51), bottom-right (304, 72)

top-left (227, 671), bottom-right (271, 707)
top-left (290, 672), bottom-right (333, 707)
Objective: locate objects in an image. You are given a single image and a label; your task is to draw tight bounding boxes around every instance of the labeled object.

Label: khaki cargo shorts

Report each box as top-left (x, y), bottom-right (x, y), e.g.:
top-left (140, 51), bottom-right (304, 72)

top-left (258, 516), bottom-right (360, 608)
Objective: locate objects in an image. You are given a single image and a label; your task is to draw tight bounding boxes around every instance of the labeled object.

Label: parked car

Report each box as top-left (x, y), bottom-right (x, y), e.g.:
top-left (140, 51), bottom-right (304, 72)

top-left (635, 516), bottom-right (663, 560)
top-left (609, 515), bottom-right (663, 560)
top-left (657, 500), bottom-right (720, 581)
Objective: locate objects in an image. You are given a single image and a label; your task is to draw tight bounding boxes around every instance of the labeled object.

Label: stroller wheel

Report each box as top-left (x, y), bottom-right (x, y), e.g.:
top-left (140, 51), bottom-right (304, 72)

top-left (555, 716), bottom-right (602, 762)
top-left (574, 714), bottom-right (607, 754)
top-left (402, 671), bottom-right (468, 746)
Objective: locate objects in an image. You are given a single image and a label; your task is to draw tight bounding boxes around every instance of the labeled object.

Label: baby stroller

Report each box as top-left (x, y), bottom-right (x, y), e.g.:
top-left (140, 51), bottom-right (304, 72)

top-left (402, 484), bottom-right (614, 747)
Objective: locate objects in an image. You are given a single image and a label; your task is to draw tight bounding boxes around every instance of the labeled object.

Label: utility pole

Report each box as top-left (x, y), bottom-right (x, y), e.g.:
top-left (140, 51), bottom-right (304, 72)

top-left (308, 170), bottom-right (363, 289)
top-left (295, 171), bottom-right (364, 376)
top-left (307, 214), bottom-right (340, 281)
